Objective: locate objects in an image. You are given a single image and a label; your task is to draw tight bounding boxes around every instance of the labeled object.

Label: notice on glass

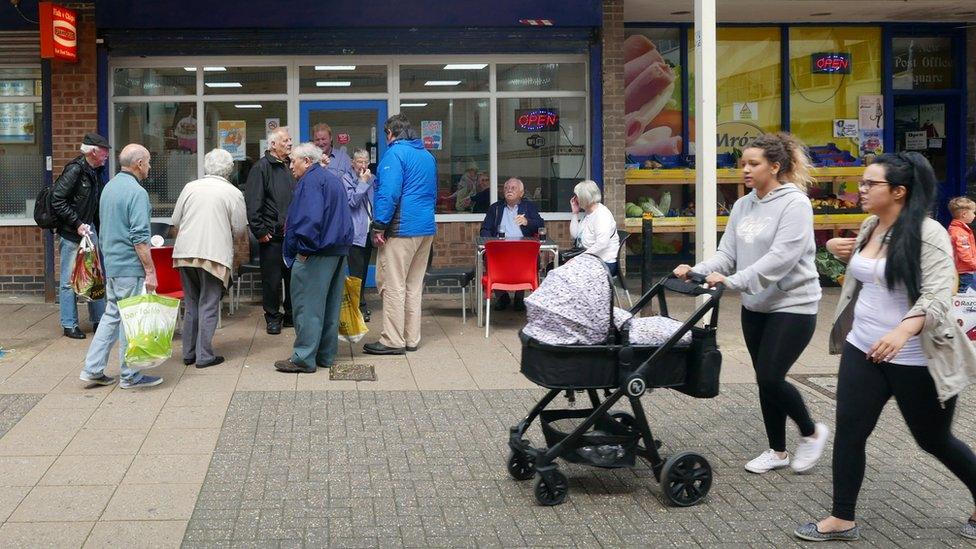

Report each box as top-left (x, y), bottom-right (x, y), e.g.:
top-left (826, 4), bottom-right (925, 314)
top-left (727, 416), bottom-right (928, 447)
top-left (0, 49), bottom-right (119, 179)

top-left (218, 120), bottom-right (246, 161)
top-left (859, 129), bottom-right (884, 155)
top-left (733, 102), bottom-right (758, 121)
top-left (265, 118), bottom-right (280, 136)
top-left (421, 120), bottom-right (442, 150)
top-left (0, 102), bottom-right (35, 143)
top-left (905, 131), bottom-right (927, 150)
top-left (858, 95), bottom-right (884, 130)
top-left (833, 119), bottom-right (858, 138)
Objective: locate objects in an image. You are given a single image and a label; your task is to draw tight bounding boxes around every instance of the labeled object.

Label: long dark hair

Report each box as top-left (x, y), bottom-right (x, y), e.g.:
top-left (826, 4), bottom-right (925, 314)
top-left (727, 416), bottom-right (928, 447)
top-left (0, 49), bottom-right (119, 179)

top-left (867, 152), bottom-right (937, 302)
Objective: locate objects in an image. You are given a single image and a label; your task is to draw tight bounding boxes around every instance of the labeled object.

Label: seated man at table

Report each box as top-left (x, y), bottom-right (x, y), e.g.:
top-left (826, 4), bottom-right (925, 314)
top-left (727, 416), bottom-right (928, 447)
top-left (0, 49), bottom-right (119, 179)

top-left (479, 177), bottom-right (545, 311)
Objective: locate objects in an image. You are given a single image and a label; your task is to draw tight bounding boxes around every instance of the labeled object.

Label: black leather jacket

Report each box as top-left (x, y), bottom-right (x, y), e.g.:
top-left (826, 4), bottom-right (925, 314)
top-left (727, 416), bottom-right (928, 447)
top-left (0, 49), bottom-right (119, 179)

top-left (245, 151), bottom-right (295, 242)
top-left (51, 155), bottom-right (102, 243)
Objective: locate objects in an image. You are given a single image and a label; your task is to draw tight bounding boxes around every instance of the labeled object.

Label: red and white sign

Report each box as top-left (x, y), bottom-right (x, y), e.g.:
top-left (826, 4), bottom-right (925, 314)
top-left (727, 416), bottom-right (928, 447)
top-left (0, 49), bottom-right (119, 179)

top-left (337, 133), bottom-right (350, 145)
top-left (39, 3), bottom-right (78, 63)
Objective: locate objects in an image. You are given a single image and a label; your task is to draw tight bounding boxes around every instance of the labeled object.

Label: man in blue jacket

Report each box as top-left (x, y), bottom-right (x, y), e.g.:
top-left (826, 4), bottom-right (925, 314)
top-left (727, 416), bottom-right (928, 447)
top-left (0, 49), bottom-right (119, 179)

top-left (274, 143), bottom-right (353, 373)
top-left (364, 114), bottom-right (437, 355)
top-left (479, 177), bottom-right (545, 311)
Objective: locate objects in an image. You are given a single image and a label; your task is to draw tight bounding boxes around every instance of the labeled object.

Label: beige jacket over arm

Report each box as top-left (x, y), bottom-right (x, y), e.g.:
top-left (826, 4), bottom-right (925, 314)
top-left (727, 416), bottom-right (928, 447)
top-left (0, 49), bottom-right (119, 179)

top-left (830, 215), bottom-right (976, 403)
top-left (171, 175), bottom-right (248, 285)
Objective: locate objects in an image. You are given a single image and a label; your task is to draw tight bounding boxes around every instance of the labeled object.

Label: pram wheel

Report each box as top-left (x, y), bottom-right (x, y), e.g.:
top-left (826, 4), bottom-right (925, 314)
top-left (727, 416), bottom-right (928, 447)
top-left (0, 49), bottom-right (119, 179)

top-left (610, 411), bottom-right (637, 429)
top-left (660, 451), bottom-right (712, 507)
top-left (534, 469), bottom-right (569, 506)
top-left (507, 449), bottom-right (536, 481)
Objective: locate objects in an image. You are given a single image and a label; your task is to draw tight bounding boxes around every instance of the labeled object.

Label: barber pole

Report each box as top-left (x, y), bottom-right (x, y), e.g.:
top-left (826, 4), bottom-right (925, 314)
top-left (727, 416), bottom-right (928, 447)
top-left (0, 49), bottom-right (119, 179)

top-left (518, 19), bottom-right (554, 26)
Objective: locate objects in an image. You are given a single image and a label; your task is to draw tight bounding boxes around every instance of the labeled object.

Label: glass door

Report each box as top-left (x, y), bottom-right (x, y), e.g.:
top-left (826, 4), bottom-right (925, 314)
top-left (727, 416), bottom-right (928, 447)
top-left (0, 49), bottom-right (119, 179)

top-left (892, 96), bottom-right (961, 222)
top-left (299, 100), bottom-right (388, 170)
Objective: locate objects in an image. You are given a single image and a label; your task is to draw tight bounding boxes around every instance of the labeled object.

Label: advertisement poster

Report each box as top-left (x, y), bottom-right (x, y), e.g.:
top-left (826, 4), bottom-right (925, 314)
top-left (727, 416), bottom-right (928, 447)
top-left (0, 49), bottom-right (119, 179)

top-left (952, 294), bottom-right (976, 342)
top-left (858, 95), bottom-right (884, 130)
top-left (218, 120), bottom-right (246, 161)
top-left (265, 118), bottom-right (279, 136)
top-left (832, 119), bottom-right (858, 138)
top-left (905, 131), bottom-right (927, 150)
top-left (623, 29), bottom-right (682, 161)
top-left (918, 103), bottom-right (945, 138)
top-left (421, 120), bottom-right (442, 150)
top-left (859, 129), bottom-right (884, 156)
top-left (733, 102), bottom-right (758, 121)
top-left (0, 103), bottom-right (35, 143)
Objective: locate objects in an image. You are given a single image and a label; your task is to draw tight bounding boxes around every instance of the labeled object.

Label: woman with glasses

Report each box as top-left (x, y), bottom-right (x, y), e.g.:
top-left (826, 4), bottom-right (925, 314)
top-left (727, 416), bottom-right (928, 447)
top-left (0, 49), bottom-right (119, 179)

top-left (795, 152), bottom-right (976, 542)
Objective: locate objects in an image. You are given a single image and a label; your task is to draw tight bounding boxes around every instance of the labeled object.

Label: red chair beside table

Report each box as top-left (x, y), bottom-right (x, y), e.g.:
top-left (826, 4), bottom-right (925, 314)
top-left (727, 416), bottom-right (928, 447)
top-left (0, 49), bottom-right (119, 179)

top-left (482, 239), bottom-right (541, 338)
top-left (149, 246), bottom-right (184, 300)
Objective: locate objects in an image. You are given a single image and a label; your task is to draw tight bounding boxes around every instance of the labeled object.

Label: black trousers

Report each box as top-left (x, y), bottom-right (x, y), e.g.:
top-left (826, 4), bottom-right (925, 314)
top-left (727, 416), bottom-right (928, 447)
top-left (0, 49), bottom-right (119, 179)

top-left (258, 240), bottom-right (292, 322)
top-left (346, 240), bottom-right (373, 313)
top-left (741, 308), bottom-right (818, 452)
top-left (832, 342), bottom-right (976, 520)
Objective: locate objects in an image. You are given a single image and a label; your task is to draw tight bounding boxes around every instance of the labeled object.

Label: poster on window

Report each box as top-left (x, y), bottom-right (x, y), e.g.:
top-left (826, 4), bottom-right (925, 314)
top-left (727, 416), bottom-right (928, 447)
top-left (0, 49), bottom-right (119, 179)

top-left (952, 294), bottom-right (976, 342)
top-left (421, 120), bottom-right (442, 150)
top-left (0, 103), bottom-right (35, 143)
top-left (217, 120), bottom-right (246, 161)
top-left (905, 131), bottom-right (927, 150)
top-left (858, 95), bottom-right (884, 130)
top-left (623, 28), bottom-right (682, 164)
top-left (832, 119), bottom-right (858, 138)
top-left (918, 103), bottom-right (945, 139)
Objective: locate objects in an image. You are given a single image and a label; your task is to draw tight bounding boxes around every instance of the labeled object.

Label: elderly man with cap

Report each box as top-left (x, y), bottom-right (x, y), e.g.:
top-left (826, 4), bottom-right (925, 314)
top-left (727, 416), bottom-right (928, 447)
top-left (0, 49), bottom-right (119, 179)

top-left (51, 132), bottom-right (111, 339)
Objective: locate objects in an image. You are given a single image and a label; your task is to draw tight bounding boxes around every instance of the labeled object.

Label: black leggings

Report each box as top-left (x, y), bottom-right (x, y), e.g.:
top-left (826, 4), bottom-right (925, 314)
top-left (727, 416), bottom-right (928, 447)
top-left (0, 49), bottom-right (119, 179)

top-left (832, 342), bottom-right (976, 521)
top-left (741, 308), bottom-right (817, 452)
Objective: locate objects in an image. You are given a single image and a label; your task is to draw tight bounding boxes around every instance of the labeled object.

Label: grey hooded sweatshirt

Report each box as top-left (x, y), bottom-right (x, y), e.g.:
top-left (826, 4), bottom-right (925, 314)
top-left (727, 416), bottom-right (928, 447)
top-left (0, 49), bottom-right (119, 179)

top-left (693, 183), bottom-right (821, 314)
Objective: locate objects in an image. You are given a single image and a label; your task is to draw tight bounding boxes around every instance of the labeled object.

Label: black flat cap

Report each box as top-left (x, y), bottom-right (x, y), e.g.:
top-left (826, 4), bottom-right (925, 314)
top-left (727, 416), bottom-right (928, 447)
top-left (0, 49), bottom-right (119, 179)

top-left (82, 132), bottom-right (110, 149)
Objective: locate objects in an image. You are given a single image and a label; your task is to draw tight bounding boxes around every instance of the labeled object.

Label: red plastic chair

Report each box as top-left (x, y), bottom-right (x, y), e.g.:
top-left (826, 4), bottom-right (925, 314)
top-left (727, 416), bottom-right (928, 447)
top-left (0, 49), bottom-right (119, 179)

top-left (482, 239), bottom-right (541, 338)
top-left (150, 246), bottom-right (184, 300)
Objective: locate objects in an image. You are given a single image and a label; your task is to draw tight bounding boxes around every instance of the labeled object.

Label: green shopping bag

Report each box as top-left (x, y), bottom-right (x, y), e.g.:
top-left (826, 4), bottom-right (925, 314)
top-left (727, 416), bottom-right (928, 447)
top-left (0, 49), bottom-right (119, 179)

top-left (118, 292), bottom-right (180, 369)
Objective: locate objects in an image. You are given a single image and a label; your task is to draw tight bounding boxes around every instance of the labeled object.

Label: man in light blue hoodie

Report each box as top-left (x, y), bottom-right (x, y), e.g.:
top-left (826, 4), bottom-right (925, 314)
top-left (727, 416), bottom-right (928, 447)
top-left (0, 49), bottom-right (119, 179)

top-left (364, 115), bottom-right (437, 355)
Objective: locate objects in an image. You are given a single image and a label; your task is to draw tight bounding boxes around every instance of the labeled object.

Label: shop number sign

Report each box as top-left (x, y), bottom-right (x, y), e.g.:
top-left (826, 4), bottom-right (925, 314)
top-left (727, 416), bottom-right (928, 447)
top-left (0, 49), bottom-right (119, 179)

top-left (811, 52), bottom-right (851, 74)
top-left (515, 108), bottom-right (559, 133)
top-left (39, 2), bottom-right (78, 63)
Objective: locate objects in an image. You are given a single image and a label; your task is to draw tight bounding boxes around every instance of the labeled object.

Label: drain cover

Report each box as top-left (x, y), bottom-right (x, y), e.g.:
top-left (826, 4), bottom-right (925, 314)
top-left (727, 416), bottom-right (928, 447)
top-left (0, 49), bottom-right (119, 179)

top-left (329, 363), bottom-right (377, 381)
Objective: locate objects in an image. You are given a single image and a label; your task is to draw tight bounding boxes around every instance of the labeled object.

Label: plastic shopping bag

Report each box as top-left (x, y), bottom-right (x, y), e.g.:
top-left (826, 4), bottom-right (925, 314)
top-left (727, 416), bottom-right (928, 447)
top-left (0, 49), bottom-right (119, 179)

top-left (953, 291), bottom-right (976, 342)
top-left (338, 276), bottom-right (368, 343)
top-left (118, 292), bottom-right (180, 369)
top-left (69, 235), bottom-right (105, 301)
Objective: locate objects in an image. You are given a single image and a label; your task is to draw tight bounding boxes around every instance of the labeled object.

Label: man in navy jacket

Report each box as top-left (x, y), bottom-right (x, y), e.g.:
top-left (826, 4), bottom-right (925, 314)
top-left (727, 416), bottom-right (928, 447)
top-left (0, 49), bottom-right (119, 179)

top-left (479, 177), bottom-right (545, 310)
top-left (275, 143), bottom-right (353, 374)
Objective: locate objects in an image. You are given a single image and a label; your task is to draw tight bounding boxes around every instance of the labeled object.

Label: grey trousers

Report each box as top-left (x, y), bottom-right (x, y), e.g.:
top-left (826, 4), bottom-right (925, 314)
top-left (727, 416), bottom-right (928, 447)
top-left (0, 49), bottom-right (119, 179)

top-left (179, 267), bottom-right (223, 364)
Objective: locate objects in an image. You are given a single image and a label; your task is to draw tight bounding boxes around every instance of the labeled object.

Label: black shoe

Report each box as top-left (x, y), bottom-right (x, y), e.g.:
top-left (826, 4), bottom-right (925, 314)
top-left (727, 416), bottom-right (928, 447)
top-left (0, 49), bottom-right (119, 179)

top-left (266, 319), bottom-right (282, 335)
top-left (406, 345), bottom-right (418, 352)
top-left (362, 310), bottom-right (371, 323)
top-left (183, 357), bottom-right (195, 366)
top-left (64, 326), bottom-right (86, 339)
top-left (274, 359), bottom-right (315, 373)
top-left (282, 315), bottom-right (294, 328)
top-left (363, 342), bottom-right (405, 355)
top-left (513, 299), bottom-right (525, 312)
top-left (79, 373), bottom-right (115, 386)
top-left (196, 356), bottom-right (225, 369)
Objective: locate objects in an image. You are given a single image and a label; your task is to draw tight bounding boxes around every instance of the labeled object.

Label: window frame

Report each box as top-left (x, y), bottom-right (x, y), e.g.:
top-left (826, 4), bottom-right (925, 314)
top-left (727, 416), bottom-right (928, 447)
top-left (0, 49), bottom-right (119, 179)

top-left (0, 63), bottom-right (43, 225)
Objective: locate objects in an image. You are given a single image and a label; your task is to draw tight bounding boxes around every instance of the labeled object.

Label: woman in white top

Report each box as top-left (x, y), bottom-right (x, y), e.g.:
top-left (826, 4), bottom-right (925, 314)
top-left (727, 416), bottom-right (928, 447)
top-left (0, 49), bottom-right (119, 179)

top-left (796, 152), bottom-right (976, 542)
top-left (568, 180), bottom-right (620, 275)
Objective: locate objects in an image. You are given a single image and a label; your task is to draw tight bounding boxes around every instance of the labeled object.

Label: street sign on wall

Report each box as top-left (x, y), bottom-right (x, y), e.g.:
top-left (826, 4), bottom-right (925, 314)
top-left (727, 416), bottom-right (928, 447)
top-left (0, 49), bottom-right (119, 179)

top-left (39, 2), bottom-right (78, 63)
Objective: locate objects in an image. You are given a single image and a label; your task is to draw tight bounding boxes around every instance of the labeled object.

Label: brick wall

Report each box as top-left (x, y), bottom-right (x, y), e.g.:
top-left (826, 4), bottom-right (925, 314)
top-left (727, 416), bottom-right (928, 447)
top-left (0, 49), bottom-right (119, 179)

top-left (601, 0), bottom-right (626, 265)
top-left (0, 227), bottom-right (46, 293)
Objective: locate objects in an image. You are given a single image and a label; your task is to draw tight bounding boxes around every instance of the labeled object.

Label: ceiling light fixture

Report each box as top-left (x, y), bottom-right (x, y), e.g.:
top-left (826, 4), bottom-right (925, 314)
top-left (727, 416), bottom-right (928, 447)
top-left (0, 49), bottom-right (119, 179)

top-left (204, 82), bottom-right (243, 88)
top-left (443, 64), bottom-right (487, 70)
top-left (234, 104), bottom-right (262, 109)
top-left (424, 80), bottom-right (462, 86)
top-left (315, 65), bottom-right (356, 71)
top-left (316, 81), bottom-right (353, 87)
top-left (186, 66), bottom-right (226, 72)
top-left (399, 103), bottom-right (429, 107)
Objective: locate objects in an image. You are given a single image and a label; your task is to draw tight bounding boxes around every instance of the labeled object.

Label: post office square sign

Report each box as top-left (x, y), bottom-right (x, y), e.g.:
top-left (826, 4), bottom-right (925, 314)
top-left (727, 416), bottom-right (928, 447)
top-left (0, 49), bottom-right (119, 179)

top-left (40, 2), bottom-right (78, 63)
top-left (811, 52), bottom-right (851, 75)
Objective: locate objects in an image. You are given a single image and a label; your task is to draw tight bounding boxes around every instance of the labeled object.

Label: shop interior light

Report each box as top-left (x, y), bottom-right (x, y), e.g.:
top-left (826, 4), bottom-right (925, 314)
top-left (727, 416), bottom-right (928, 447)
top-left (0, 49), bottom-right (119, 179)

top-left (399, 103), bottom-right (428, 108)
top-left (424, 80), bottom-right (462, 86)
top-left (316, 81), bottom-right (353, 87)
top-left (315, 65), bottom-right (356, 71)
top-left (234, 104), bottom-right (262, 109)
top-left (443, 64), bottom-right (487, 70)
top-left (184, 66), bottom-right (226, 72)
top-left (204, 82), bottom-right (243, 88)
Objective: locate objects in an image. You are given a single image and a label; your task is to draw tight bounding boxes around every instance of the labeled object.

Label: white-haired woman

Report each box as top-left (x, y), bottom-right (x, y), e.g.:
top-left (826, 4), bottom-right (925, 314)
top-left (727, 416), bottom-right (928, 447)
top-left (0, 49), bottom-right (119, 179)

top-left (171, 148), bottom-right (248, 368)
top-left (567, 180), bottom-right (621, 275)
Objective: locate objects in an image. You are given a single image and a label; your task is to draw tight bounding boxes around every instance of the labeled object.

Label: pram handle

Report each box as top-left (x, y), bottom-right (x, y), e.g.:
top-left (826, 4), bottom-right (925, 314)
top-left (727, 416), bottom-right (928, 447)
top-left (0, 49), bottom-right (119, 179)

top-left (662, 272), bottom-right (723, 297)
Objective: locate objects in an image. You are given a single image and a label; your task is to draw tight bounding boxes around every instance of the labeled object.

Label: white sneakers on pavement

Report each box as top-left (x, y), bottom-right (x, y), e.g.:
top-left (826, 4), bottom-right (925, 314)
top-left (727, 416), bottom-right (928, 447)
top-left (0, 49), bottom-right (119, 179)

top-left (745, 449), bottom-right (791, 473)
top-left (792, 422), bottom-right (830, 473)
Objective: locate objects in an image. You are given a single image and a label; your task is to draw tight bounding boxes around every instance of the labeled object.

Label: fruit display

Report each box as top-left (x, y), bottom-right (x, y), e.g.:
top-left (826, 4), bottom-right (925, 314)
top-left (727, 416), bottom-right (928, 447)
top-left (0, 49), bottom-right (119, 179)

top-left (810, 195), bottom-right (859, 213)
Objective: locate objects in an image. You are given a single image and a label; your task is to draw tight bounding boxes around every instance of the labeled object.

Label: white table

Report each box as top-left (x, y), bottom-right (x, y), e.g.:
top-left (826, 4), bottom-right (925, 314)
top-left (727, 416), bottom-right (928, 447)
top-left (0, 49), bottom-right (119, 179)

top-left (475, 237), bottom-right (560, 327)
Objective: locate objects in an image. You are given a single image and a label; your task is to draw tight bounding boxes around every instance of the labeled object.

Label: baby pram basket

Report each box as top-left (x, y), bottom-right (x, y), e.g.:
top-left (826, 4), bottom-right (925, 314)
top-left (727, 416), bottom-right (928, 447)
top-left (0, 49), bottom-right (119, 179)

top-left (509, 271), bottom-right (724, 507)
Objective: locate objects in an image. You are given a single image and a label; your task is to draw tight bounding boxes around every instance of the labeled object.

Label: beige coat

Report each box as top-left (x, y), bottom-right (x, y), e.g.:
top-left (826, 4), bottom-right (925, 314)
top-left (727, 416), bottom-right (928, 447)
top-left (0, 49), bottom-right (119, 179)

top-left (171, 175), bottom-right (248, 276)
top-left (830, 215), bottom-right (976, 403)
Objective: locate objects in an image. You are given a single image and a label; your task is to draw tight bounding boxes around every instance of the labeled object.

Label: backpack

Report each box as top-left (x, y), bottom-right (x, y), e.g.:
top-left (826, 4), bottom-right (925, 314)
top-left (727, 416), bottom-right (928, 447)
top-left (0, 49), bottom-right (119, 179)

top-left (33, 185), bottom-right (59, 229)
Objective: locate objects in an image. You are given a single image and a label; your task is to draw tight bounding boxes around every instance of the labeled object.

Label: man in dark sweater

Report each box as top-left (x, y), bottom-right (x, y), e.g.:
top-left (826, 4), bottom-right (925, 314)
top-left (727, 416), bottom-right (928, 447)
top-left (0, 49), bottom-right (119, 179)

top-left (244, 127), bottom-right (296, 335)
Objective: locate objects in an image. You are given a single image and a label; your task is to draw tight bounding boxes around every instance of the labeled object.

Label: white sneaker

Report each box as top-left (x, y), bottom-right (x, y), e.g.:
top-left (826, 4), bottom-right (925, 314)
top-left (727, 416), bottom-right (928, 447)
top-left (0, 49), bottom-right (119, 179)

top-left (744, 449), bottom-right (790, 473)
top-left (791, 422), bottom-right (830, 473)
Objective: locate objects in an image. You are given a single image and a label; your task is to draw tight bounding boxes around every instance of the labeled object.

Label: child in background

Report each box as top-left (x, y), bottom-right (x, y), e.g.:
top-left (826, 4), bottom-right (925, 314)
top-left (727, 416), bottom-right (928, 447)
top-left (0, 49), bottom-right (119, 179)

top-left (948, 196), bottom-right (976, 293)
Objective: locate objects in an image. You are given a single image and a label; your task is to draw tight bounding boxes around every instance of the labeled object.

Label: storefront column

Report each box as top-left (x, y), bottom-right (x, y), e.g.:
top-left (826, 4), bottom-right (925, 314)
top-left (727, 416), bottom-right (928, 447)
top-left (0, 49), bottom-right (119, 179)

top-left (602, 0), bottom-right (626, 231)
top-left (694, 0), bottom-right (717, 266)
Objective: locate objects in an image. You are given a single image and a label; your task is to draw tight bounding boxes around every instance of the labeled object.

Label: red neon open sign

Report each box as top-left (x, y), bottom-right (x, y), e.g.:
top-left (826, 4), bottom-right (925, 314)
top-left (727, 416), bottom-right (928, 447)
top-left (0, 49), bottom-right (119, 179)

top-left (811, 52), bottom-right (851, 74)
top-left (515, 108), bottom-right (559, 132)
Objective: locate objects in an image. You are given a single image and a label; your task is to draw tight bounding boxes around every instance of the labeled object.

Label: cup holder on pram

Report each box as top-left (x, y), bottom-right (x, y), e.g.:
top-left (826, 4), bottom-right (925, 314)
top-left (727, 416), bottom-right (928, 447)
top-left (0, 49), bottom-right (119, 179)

top-left (540, 408), bottom-right (639, 468)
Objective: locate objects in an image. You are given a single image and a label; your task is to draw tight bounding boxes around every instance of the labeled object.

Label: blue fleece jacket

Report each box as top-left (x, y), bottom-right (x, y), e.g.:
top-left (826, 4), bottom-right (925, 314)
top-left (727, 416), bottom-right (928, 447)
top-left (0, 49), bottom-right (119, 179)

top-left (283, 163), bottom-right (353, 268)
top-left (99, 171), bottom-right (151, 278)
top-left (372, 138), bottom-right (437, 238)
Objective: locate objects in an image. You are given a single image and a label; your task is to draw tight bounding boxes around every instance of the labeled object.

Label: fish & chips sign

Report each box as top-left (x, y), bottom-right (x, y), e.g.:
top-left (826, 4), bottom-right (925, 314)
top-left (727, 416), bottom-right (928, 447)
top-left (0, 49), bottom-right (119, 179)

top-left (40, 3), bottom-right (78, 63)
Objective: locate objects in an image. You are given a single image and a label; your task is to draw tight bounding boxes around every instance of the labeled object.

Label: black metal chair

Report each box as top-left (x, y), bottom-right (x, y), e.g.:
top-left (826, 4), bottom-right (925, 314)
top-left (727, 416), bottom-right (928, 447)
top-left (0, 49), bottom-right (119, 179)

top-left (231, 232), bottom-right (261, 315)
top-left (424, 248), bottom-right (475, 323)
top-left (613, 229), bottom-right (633, 307)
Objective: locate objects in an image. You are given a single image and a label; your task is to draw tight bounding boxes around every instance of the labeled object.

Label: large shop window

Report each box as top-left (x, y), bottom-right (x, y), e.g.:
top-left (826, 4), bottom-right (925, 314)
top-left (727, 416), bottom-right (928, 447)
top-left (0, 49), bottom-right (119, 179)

top-left (203, 66), bottom-right (286, 95)
top-left (400, 99), bottom-right (489, 214)
top-left (298, 65), bottom-right (387, 94)
top-left (689, 27), bottom-right (782, 165)
top-left (114, 102), bottom-right (198, 217)
top-left (0, 67), bottom-right (43, 219)
top-left (113, 67), bottom-right (195, 96)
top-left (622, 28), bottom-right (683, 165)
top-left (204, 102), bottom-right (288, 189)
top-left (497, 97), bottom-right (587, 213)
top-left (399, 64), bottom-right (489, 93)
top-left (789, 27), bottom-right (882, 164)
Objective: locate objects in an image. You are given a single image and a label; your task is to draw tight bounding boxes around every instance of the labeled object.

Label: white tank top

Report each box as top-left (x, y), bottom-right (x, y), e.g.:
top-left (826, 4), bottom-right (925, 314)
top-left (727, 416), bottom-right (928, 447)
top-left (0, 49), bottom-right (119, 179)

top-left (845, 251), bottom-right (927, 366)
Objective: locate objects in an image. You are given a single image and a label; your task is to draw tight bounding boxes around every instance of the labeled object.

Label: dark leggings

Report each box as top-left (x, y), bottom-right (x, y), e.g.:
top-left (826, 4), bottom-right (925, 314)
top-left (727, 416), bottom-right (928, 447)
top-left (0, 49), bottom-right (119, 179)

top-left (832, 342), bottom-right (976, 521)
top-left (741, 308), bottom-right (818, 452)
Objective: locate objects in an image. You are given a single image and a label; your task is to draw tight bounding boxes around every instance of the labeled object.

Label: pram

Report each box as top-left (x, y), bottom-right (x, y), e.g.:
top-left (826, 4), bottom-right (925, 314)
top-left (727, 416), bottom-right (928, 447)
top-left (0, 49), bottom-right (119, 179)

top-left (509, 272), bottom-right (724, 506)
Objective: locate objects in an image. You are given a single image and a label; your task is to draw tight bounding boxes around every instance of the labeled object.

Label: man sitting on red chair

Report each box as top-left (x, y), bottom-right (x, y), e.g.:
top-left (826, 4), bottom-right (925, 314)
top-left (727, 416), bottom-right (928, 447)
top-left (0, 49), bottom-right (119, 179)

top-left (479, 177), bottom-right (544, 311)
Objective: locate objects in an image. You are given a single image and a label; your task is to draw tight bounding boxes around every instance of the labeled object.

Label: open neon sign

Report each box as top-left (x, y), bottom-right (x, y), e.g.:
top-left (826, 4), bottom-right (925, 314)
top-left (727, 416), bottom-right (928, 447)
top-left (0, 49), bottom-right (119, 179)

top-left (515, 108), bottom-right (559, 132)
top-left (811, 52), bottom-right (851, 74)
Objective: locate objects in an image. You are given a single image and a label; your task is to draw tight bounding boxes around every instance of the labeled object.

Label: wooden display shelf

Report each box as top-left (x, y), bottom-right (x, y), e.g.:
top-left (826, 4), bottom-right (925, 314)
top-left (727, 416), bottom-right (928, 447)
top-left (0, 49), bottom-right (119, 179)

top-left (625, 166), bottom-right (864, 185)
top-left (623, 213), bottom-right (868, 234)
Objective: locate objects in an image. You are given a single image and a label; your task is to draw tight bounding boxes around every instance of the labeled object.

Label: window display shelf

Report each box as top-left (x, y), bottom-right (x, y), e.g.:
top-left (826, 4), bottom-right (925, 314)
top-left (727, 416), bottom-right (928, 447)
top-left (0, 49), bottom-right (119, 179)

top-left (623, 213), bottom-right (869, 234)
top-left (624, 166), bottom-right (864, 184)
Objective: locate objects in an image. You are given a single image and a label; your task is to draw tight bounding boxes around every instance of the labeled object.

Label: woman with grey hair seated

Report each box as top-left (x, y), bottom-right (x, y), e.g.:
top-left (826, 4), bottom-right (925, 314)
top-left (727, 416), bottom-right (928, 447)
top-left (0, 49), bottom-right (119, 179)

top-left (171, 148), bottom-right (248, 368)
top-left (567, 180), bottom-right (621, 275)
